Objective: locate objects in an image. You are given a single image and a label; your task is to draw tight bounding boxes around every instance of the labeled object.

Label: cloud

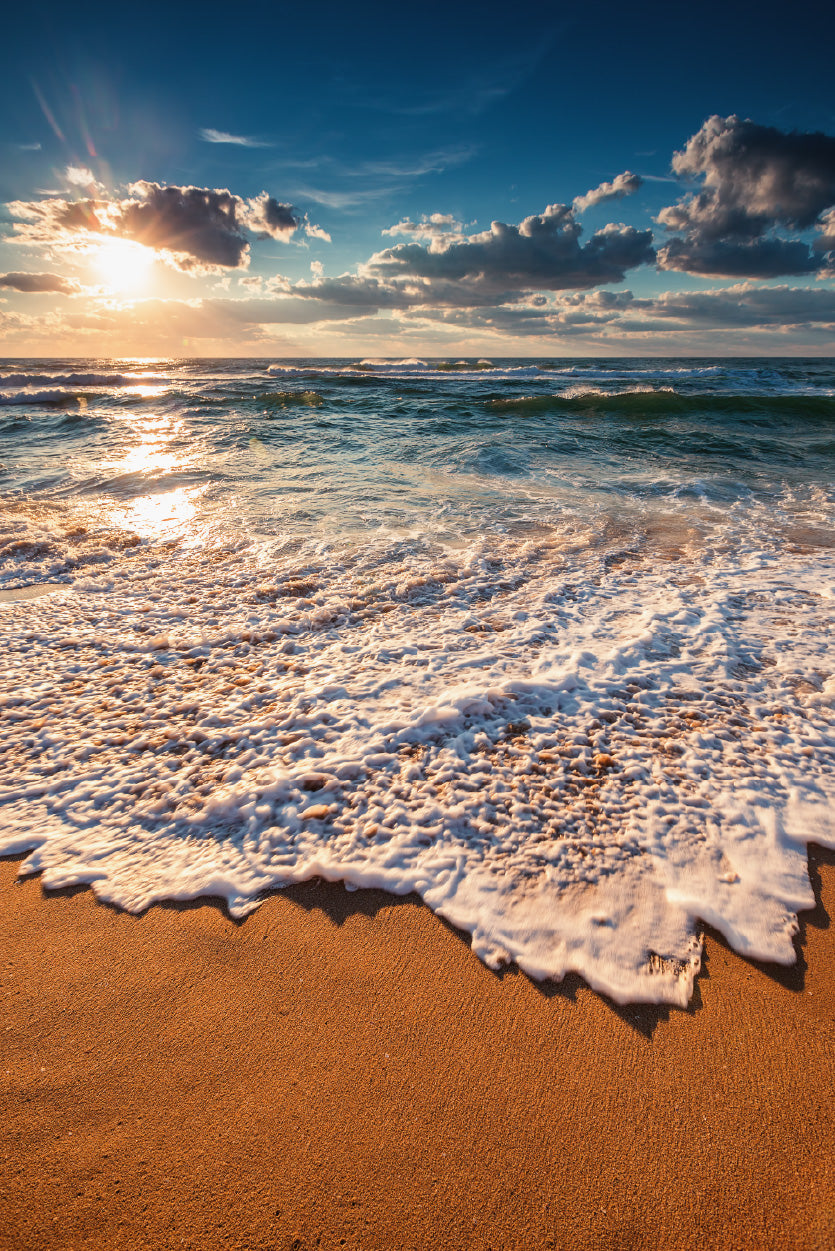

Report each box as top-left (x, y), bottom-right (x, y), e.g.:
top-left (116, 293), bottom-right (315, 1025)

top-left (117, 182), bottom-right (254, 269)
top-left (640, 283), bottom-right (835, 327)
top-left (666, 115), bottom-right (835, 233)
top-left (657, 115), bottom-right (835, 277)
top-left (382, 214), bottom-right (467, 246)
top-left (354, 147), bottom-right (475, 179)
top-left (245, 194), bottom-right (302, 242)
top-left (365, 203), bottom-right (655, 298)
top-left (243, 194), bottom-right (330, 244)
top-left (0, 271), bottom-right (81, 294)
top-left (402, 282), bottom-right (835, 342)
top-left (65, 165), bottom-right (100, 189)
top-left (6, 181), bottom-right (311, 273)
top-left (289, 185), bottom-right (401, 210)
top-left (814, 208), bottom-right (835, 256)
top-left (199, 128), bottom-right (270, 147)
top-left (573, 172), bottom-right (643, 213)
top-left (657, 236), bottom-right (820, 278)
top-left (288, 276), bottom-right (411, 309)
top-left (304, 221), bottom-right (332, 242)
top-left (5, 279), bottom-right (835, 354)
top-left (281, 146), bottom-right (475, 217)
top-left (556, 284), bottom-right (835, 332)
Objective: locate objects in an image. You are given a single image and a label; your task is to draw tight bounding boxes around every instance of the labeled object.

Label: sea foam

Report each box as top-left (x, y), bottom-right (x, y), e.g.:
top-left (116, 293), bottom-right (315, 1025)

top-left (1, 354), bottom-right (834, 1006)
top-left (1, 523), bottom-right (833, 1006)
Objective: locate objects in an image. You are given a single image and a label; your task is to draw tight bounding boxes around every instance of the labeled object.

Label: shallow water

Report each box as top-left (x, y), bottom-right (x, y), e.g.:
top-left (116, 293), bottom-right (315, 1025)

top-left (1, 356), bottom-right (834, 1004)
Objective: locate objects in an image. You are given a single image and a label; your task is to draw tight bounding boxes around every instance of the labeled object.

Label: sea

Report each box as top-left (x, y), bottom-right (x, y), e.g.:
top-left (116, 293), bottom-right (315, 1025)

top-left (1, 356), bottom-right (834, 1005)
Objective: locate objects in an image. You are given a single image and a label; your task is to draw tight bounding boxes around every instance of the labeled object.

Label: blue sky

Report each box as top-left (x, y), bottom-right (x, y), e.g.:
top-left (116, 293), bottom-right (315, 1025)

top-left (1, 0), bottom-right (834, 355)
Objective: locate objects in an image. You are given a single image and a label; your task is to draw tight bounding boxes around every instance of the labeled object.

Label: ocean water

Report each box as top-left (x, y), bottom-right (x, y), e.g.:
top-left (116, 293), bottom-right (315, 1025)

top-left (1, 355), bottom-right (834, 1005)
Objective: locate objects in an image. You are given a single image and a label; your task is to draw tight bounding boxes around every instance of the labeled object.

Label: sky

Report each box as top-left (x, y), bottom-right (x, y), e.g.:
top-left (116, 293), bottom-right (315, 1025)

top-left (1, 0), bottom-right (834, 358)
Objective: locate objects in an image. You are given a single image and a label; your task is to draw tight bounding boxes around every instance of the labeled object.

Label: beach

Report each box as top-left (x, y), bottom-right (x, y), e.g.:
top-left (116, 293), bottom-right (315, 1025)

top-left (2, 356), bottom-right (835, 1247)
top-left (2, 849), bottom-right (833, 1251)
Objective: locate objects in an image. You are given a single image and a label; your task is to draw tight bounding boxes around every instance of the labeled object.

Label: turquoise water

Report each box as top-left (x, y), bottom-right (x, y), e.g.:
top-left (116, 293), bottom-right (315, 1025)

top-left (1, 358), bottom-right (833, 552)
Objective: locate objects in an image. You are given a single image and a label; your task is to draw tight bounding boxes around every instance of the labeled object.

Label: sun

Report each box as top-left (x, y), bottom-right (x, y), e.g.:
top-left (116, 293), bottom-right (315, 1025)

top-left (92, 238), bottom-right (154, 293)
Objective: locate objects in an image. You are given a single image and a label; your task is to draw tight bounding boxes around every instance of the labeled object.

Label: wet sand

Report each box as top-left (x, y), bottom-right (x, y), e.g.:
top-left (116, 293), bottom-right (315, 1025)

top-left (2, 850), bottom-right (834, 1251)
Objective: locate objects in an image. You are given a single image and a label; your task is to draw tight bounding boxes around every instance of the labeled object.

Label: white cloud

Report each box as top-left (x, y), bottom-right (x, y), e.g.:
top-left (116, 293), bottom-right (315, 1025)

top-left (199, 128), bottom-right (270, 148)
top-left (573, 172), bottom-right (643, 213)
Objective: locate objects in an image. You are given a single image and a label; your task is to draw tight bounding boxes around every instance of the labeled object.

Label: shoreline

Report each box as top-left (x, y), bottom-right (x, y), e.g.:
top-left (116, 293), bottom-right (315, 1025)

top-left (2, 847), bottom-right (834, 1250)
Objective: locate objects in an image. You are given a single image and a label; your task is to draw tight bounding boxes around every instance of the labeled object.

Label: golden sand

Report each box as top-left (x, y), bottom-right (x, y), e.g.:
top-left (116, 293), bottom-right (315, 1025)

top-left (1, 851), bottom-right (833, 1250)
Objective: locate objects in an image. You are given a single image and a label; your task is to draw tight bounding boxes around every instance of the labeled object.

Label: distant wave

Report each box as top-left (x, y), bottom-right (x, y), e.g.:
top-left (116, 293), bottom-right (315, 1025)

top-left (0, 389), bottom-right (87, 407)
top-left (486, 389), bottom-right (835, 417)
top-left (259, 390), bottom-right (324, 408)
top-left (266, 361), bottom-right (556, 382)
top-left (0, 372), bottom-right (168, 388)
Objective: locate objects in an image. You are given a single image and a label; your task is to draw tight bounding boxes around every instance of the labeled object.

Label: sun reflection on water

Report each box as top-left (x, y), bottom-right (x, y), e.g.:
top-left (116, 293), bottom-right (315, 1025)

top-left (120, 384), bottom-right (168, 400)
top-left (104, 411), bottom-right (208, 541)
top-left (120, 485), bottom-right (203, 540)
top-left (117, 414), bottom-right (188, 476)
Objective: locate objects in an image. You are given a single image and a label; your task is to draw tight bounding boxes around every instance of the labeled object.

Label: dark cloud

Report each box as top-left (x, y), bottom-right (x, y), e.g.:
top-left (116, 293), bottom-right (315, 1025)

top-left (658, 115), bottom-right (835, 277)
top-left (644, 284), bottom-right (835, 327)
top-left (664, 115), bottom-right (835, 234)
top-left (408, 284), bottom-right (835, 339)
top-left (7, 182), bottom-right (310, 273)
top-left (366, 204), bottom-right (654, 296)
top-left (559, 284), bottom-right (835, 332)
top-left (245, 194), bottom-right (302, 242)
top-left (0, 271), bottom-right (80, 293)
top-left (290, 276), bottom-right (410, 309)
top-left (116, 182), bottom-right (251, 269)
top-left (656, 236), bottom-right (820, 278)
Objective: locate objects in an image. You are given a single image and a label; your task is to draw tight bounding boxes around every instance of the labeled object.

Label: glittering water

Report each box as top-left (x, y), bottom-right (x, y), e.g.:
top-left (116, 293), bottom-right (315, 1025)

top-left (2, 356), bottom-right (834, 1003)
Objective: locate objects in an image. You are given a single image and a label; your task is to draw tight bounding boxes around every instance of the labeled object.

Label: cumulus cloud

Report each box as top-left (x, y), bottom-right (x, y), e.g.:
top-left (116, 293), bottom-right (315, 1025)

top-left (665, 115), bottom-right (835, 232)
top-left (813, 207), bottom-right (835, 256)
top-left (199, 128), bottom-right (269, 147)
top-left (0, 271), bottom-right (81, 294)
top-left (241, 194), bottom-right (331, 244)
top-left (657, 115), bottom-right (835, 277)
top-left (6, 181), bottom-right (313, 273)
top-left (642, 283), bottom-right (835, 327)
top-left (573, 172), bottom-right (643, 213)
top-left (114, 182), bottom-right (254, 268)
top-left (559, 283), bottom-right (835, 332)
top-left (64, 165), bottom-right (101, 190)
top-left (365, 202), bottom-right (654, 297)
top-left (657, 236), bottom-right (820, 278)
top-left (245, 194), bottom-right (302, 242)
top-left (290, 275), bottom-right (411, 309)
top-left (304, 221), bottom-right (332, 242)
top-left (382, 213), bottom-right (467, 245)
top-left (406, 281), bottom-right (835, 340)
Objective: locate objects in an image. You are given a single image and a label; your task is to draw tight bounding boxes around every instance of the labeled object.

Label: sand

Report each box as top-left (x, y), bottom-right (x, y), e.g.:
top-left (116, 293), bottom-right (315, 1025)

top-left (1, 849), bottom-right (834, 1251)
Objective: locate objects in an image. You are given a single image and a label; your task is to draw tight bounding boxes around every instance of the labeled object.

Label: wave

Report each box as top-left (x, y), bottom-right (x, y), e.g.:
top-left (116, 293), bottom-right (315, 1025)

top-left (259, 390), bottom-right (324, 408)
top-left (266, 361), bottom-right (559, 382)
top-left (2, 528), bottom-right (834, 1005)
top-left (486, 389), bottom-right (835, 417)
top-left (0, 372), bottom-right (169, 388)
top-left (0, 389), bottom-right (88, 407)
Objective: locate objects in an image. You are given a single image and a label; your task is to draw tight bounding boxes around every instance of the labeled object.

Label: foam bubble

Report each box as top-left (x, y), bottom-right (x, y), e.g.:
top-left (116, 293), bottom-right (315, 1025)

top-left (1, 525), bottom-right (833, 1006)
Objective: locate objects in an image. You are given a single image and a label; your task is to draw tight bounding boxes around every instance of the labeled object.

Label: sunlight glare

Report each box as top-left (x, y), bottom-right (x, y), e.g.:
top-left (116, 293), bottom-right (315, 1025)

top-left (92, 239), bottom-right (154, 293)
